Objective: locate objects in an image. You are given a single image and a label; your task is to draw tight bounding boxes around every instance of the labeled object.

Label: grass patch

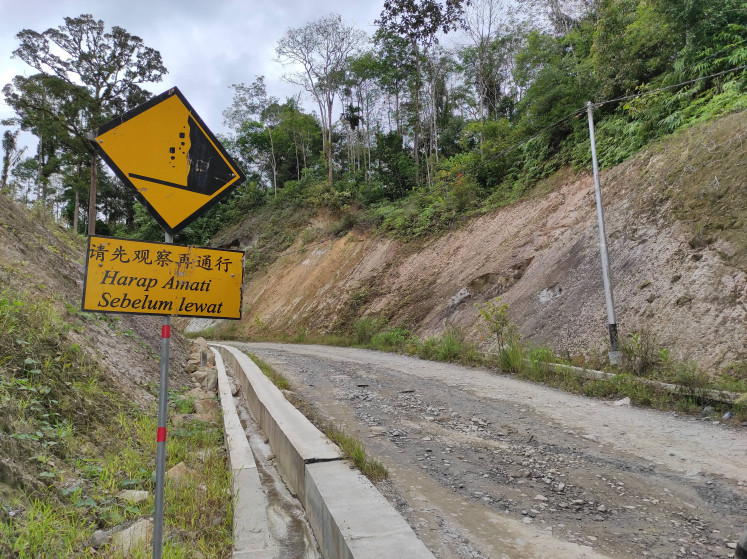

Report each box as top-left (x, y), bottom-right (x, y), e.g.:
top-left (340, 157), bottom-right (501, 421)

top-left (0, 285), bottom-right (233, 556)
top-left (352, 316), bottom-right (388, 345)
top-left (323, 424), bottom-right (389, 483)
top-left (414, 327), bottom-right (484, 365)
top-left (1, 396), bottom-right (233, 558)
top-left (250, 354), bottom-right (291, 391)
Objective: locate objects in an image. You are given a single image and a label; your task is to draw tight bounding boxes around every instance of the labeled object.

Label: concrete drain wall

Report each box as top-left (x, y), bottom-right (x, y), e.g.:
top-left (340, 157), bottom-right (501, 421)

top-left (211, 343), bottom-right (434, 559)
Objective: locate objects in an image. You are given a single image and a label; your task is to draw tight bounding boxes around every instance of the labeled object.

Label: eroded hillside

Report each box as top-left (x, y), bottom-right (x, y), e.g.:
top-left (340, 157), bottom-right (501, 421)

top-left (212, 112), bottom-right (746, 372)
top-left (0, 196), bottom-right (190, 500)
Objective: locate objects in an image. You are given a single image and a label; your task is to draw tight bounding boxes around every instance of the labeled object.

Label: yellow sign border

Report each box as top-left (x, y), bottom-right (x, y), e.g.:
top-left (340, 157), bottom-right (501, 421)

top-left (90, 87), bottom-right (246, 235)
top-left (83, 235), bottom-right (243, 319)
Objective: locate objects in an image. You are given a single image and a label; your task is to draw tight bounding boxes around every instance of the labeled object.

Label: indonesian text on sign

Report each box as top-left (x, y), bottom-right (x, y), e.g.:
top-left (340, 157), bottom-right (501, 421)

top-left (83, 236), bottom-right (243, 319)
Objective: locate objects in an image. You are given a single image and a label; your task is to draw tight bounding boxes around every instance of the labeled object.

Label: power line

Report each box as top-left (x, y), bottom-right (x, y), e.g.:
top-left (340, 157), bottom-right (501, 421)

top-left (490, 64), bottom-right (747, 159)
top-left (589, 64), bottom-right (747, 109)
top-left (489, 107), bottom-right (584, 159)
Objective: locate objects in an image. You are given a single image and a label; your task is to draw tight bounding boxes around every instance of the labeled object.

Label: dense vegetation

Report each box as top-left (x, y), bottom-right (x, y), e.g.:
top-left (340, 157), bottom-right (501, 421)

top-left (1, 0), bottom-right (745, 246)
top-left (0, 235), bottom-right (233, 557)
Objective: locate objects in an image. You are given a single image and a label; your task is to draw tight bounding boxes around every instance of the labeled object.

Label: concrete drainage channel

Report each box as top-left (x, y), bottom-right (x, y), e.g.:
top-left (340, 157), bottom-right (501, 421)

top-left (209, 343), bottom-right (435, 559)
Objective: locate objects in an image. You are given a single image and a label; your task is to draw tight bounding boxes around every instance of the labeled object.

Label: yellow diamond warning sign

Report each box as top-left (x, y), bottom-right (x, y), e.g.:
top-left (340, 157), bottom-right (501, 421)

top-left (90, 88), bottom-right (245, 234)
top-left (83, 235), bottom-right (243, 319)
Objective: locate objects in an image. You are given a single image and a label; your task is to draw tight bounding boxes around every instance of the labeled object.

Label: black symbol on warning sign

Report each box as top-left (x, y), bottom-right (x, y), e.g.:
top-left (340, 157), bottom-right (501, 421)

top-left (128, 116), bottom-right (234, 196)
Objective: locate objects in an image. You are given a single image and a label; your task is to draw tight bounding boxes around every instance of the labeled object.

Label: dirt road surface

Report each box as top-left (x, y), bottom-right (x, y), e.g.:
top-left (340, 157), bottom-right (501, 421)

top-left (227, 342), bottom-right (746, 559)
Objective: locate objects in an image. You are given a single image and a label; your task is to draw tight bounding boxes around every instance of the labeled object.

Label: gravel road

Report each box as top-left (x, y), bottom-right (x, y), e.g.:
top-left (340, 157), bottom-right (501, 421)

top-left (228, 342), bottom-right (746, 559)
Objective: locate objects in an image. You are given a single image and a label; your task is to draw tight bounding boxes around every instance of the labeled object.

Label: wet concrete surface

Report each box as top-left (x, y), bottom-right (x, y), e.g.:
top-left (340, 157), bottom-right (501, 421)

top-left (234, 383), bottom-right (321, 559)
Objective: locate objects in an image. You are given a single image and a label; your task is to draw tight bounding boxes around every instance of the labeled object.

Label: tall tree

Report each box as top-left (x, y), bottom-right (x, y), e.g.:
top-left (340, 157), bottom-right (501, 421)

top-left (10, 158), bottom-right (39, 205)
top-left (276, 14), bottom-right (366, 188)
top-left (459, 0), bottom-right (523, 125)
top-left (377, 0), bottom-right (470, 185)
top-left (224, 78), bottom-right (282, 194)
top-left (1, 129), bottom-right (26, 195)
top-left (278, 98), bottom-right (321, 179)
top-left (225, 80), bottom-right (322, 193)
top-left (339, 52), bottom-right (383, 177)
top-left (372, 32), bottom-right (418, 135)
top-left (3, 75), bottom-right (85, 207)
top-left (9, 14), bottom-right (167, 234)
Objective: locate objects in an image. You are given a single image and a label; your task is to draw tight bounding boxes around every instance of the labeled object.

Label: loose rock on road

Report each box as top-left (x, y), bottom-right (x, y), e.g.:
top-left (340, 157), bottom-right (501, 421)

top-left (228, 342), bottom-right (746, 559)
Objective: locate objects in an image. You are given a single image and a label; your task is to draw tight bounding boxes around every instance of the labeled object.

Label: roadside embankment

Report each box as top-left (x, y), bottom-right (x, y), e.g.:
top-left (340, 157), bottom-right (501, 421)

top-left (211, 342), bottom-right (435, 559)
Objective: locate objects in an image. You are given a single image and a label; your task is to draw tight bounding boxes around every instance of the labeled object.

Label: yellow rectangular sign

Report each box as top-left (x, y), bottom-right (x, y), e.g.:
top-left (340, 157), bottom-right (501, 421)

top-left (83, 235), bottom-right (243, 319)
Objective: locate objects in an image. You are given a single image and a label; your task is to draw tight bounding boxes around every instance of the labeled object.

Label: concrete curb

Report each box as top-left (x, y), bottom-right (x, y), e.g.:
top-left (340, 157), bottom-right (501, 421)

top-left (304, 461), bottom-right (435, 559)
top-left (210, 343), bottom-right (435, 559)
top-left (212, 343), bottom-right (341, 504)
top-left (211, 347), bottom-right (277, 559)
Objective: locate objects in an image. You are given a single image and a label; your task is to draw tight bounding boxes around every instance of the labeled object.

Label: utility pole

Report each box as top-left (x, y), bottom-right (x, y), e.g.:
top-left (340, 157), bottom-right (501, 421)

top-left (586, 101), bottom-right (622, 365)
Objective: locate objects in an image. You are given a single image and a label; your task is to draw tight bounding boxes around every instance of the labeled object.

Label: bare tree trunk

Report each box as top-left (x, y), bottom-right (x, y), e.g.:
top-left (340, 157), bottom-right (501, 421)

top-left (316, 98), bottom-right (327, 157)
top-left (432, 71), bottom-right (439, 165)
top-left (268, 128), bottom-right (278, 197)
top-left (394, 92), bottom-right (400, 134)
top-left (37, 133), bottom-right (44, 203)
top-left (302, 136), bottom-right (308, 170)
top-left (365, 97), bottom-right (372, 180)
top-left (87, 153), bottom-right (97, 235)
top-left (327, 98), bottom-right (334, 187)
top-left (414, 46), bottom-right (422, 187)
top-left (73, 188), bottom-right (80, 233)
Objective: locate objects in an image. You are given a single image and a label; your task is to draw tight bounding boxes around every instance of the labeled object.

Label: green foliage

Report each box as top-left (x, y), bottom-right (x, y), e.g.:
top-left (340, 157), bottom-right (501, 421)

top-left (4, 0), bottom-right (745, 243)
top-left (476, 297), bottom-right (515, 352)
top-left (251, 354), bottom-right (291, 391)
top-left (592, 0), bottom-right (678, 97)
top-left (170, 391), bottom-right (196, 414)
top-left (0, 291), bottom-right (229, 556)
top-left (433, 327), bottom-right (464, 362)
top-left (371, 131), bottom-right (417, 200)
top-left (415, 327), bottom-right (483, 365)
top-left (0, 290), bottom-right (118, 450)
top-left (620, 330), bottom-right (662, 376)
top-left (513, 31), bottom-right (591, 131)
top-left (352, 316), bottom-right (388, 345)
top-left (5, 14), bottom-right (167, 232)
top-left (499, 336), bottom-right (525, 374)
top-left (370, 327), bottom-right (413, 351)
top-left (528, 346), bottom-right (556, 378)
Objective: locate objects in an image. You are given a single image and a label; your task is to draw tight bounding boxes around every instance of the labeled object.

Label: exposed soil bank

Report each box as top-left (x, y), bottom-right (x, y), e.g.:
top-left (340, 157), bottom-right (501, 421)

top-left (226, 112), bottom-right (746, 372)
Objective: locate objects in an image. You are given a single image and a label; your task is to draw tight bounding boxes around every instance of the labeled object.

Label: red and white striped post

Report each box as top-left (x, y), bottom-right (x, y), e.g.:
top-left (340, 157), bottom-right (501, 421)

top-left (152, 232), bottom-right (173, 558)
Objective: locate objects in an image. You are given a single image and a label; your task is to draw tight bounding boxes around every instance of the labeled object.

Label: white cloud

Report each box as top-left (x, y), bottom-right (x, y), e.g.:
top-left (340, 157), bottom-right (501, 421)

top-left (1, 0), bottom-right (385, 146)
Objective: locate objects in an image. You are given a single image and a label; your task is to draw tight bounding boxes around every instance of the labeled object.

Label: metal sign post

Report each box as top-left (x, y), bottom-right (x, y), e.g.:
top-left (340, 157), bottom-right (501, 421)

top-left (86, 87), bottom-right (246, 557)
top-left (152, 232), bottom-right (173, 559)
top-left (586, 101), bottom-right (622, 365)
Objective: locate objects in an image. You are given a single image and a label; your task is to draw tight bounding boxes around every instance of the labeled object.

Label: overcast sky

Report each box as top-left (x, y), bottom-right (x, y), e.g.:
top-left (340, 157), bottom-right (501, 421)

top-left (1, 0), bottom-right (387, 148)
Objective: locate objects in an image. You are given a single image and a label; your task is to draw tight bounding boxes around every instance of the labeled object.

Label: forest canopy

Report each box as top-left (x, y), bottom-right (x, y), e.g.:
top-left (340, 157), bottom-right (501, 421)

top-left (2, 0), bottom-right (745, 243)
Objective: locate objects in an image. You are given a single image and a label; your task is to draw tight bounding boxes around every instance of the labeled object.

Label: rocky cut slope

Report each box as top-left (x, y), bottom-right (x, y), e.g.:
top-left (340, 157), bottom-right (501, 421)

top-left (218, 112), bottom-right (746, 373)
